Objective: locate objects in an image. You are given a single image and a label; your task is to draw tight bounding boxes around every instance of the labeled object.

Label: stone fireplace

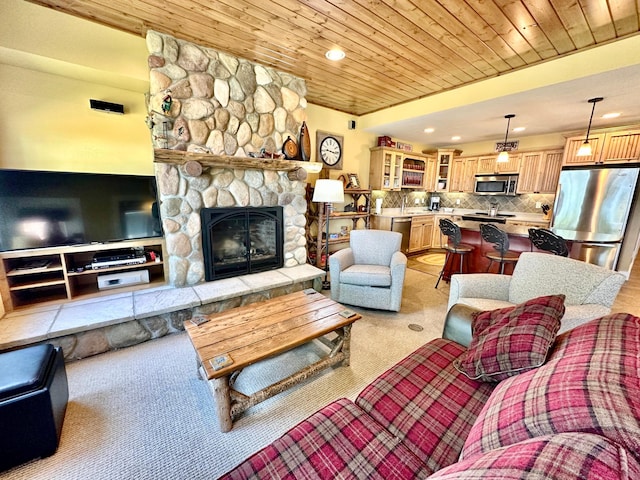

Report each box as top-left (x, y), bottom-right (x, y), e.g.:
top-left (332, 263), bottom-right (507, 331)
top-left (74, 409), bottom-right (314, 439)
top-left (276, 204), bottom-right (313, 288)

top-left (146, 31), bottom-right (310, 287)
top-left (200, 206), bottom-right (284, 281)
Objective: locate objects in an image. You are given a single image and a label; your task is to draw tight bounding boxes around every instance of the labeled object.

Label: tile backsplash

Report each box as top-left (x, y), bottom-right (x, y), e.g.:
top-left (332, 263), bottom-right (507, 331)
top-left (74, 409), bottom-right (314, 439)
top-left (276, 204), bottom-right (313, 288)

top-left (372, 190), bottom-right (555, 214)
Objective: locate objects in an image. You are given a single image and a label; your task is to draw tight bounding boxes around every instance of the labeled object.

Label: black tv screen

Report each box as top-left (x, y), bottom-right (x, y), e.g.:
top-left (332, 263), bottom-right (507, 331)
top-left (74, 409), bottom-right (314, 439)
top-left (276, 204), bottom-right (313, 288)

top-left (0, 169), bottom-right (162, 252)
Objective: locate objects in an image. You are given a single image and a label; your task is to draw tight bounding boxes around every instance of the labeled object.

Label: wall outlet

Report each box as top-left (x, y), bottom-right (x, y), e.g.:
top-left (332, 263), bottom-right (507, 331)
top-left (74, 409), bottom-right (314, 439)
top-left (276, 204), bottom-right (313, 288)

top-left (535, 201), bottom-right (542, 208)
top-left (456, 199), bottom-right (460, 205)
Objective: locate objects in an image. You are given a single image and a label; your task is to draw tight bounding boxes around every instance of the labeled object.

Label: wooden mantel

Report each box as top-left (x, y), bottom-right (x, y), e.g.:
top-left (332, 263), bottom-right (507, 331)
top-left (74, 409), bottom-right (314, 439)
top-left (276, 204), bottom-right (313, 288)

top-left (154, 149), bottom-right (309, 172)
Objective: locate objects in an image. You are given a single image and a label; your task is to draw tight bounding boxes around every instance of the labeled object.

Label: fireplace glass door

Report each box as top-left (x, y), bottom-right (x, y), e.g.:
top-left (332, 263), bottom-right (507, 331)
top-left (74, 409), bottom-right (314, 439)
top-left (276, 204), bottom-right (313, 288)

top-left (201, 207), bottom-right (283, 281)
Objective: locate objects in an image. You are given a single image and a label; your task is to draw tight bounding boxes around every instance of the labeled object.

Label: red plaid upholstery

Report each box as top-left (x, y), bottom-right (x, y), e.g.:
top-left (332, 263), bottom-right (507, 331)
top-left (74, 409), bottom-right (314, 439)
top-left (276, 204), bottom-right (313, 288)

top-left (355, 338), bottom-right (495, 473)
top-left (462, 313), bottom-right (640, 465)
top-left (219, 398), bottom-right (432, 479)
top-left (455, 295), bottom-right (565, 382)
top-left (429, 433), bottom-right (640, 479)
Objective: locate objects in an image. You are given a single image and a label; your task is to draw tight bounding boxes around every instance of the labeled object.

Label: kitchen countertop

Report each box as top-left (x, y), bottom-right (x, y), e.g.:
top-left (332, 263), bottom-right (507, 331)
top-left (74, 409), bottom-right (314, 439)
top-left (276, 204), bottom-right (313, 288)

top-left (373, 207), bottom-right (548, 224)
top-left (372, 209), bottom-right (618, 243)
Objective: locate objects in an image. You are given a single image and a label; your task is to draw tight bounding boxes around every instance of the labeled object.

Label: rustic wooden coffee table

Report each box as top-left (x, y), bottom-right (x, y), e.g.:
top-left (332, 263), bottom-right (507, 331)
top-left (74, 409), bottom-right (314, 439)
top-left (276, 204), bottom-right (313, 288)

top-left (184, 289), bottom-right (361, 432)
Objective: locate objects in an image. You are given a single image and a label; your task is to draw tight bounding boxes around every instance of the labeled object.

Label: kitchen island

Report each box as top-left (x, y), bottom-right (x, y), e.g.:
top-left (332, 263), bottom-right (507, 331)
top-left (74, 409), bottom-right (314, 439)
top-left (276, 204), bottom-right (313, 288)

top-left (371, 208), bottom-right (550, 255)
top-left (443, 221), bottom-right (622, 280)
top-left (449, 220), bottom-right (537, 277)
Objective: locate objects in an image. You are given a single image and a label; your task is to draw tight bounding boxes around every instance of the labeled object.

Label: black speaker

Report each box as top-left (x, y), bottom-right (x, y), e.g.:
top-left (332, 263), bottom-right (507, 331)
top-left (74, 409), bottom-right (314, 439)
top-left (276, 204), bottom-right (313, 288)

top-left (90, 99), bottom-right (125, 114)
top-left (348, 120), bottom-right (356, 130)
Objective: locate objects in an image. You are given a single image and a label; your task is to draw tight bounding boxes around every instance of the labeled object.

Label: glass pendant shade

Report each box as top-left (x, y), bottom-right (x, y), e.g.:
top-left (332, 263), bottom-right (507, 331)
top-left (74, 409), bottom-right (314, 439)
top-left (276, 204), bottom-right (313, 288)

top-left (576, 141), bottom-right (592, 157)
top-left (497, 151), bottom-right (510, 163)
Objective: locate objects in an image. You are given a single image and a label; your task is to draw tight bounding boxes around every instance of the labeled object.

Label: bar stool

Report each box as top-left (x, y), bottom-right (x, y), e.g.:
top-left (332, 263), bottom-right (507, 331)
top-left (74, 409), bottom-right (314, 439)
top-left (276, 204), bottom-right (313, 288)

top-left (479, 223), bottom-right (520, 274)
top-left (528, 228), bottom-right (569, 256)
top-left (435, 218), bottom-right (473, 288)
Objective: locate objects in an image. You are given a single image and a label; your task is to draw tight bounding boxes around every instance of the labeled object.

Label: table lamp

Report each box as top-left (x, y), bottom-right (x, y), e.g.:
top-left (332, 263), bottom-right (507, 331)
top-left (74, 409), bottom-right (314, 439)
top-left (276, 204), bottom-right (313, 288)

top-left (312, 179), bottom-right (344, 290)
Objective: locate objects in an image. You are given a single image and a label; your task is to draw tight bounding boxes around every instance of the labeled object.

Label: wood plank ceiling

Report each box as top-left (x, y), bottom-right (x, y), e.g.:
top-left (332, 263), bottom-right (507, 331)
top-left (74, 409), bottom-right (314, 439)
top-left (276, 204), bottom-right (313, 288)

top-left (28, 0), bottom-right (640, 116)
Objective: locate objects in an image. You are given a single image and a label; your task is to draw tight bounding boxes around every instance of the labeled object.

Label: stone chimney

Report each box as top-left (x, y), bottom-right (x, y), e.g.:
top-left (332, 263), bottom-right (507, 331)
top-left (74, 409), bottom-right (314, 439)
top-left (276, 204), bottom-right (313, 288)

top-left (146, 31), bottom-right (309, 287)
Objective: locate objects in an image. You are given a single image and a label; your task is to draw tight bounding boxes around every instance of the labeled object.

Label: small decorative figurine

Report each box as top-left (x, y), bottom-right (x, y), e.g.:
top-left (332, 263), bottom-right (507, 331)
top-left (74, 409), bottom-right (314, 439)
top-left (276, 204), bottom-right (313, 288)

top-left (161, 91), bottom-right (173, 114)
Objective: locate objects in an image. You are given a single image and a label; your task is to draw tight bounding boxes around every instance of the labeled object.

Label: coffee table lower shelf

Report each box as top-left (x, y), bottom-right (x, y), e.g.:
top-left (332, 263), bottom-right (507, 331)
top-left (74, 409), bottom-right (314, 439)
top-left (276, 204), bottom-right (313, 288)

top-left (184, 290), bottom-right (361, 432)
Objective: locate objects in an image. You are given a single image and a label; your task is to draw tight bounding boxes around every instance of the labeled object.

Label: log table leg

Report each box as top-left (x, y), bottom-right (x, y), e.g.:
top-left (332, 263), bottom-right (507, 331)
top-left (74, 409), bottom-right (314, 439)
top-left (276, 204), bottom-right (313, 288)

top-left (212, 376), bottom-right (233, 433)
top-left (342, 324), bottom-right (352, 367)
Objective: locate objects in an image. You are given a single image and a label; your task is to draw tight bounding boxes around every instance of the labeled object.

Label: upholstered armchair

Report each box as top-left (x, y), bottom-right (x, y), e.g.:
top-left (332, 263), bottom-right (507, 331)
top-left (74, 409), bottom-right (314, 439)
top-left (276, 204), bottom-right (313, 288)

top-left (445, 251), bottom-right (626, 345)
top-left (329, 229), bottom-right (407, 312)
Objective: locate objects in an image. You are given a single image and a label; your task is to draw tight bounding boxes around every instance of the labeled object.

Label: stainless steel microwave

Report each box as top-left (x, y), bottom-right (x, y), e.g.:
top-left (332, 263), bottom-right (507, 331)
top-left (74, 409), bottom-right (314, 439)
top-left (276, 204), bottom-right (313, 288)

top-left (474, 175), bottom-right (518, 196)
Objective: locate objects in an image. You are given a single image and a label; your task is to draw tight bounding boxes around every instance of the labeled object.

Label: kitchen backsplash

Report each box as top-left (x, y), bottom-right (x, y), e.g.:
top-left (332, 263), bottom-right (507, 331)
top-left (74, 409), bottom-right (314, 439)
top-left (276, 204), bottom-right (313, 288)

top-left (371, 190), bottom-right (555, 214)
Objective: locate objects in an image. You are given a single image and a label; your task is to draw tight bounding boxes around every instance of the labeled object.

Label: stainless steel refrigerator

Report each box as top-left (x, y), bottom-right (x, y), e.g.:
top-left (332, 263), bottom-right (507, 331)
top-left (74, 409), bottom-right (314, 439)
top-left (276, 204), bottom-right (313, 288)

top-left (551, 165), bottom-right (639, 269)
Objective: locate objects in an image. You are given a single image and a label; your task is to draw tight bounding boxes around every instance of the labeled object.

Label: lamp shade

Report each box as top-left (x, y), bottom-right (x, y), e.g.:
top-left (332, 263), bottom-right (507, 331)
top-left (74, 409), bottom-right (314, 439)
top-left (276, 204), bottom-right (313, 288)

top-left (577, 141), bottom-right (592, 157)
top-left (312, 179), bottom-right (344, 203)
top-left (497, 151), bottom-right (510, 163)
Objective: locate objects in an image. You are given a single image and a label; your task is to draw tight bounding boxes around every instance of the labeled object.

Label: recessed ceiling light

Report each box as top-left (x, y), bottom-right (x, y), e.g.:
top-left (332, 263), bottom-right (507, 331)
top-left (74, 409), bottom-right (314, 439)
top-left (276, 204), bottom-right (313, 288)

top-left (451, 136), bottom-right (461, 141)
top-left (424, 128), bottom-right (435, 133)
top-left (513, 127), bottom-right (526, 132)
top-left (325, 49), bottom-right (345, 61)
top-left (602, 112), bottom-right (620, 119)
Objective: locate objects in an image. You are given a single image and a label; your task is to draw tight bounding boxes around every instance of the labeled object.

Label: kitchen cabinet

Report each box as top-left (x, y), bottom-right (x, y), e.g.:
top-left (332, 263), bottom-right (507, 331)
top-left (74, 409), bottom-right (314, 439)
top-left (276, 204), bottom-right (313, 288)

top-left (409, 215), bottom-right (434, 253)
top-left (601, 129), bottom-right (640, 162)
top-left (370, 148), bottom-right (402, 190)
top-left (517, 150), bottom-right (563, 194)
top-left (0, 238), bottom-right (166, 312)
top-left (423, 156), bottom-right (437, 192)
top-left (435, 149), bottom-right (456, 192)
top-left (562, 133), bottom-right (606, 166)
top-left (462, 157), bottom-right (478, 192)
top-left (562, 128), bottom-right (640, 166)
top-left (449, 157), bottom-right (478, 193)
top-left (448, 158), bottom-right (466, 192)
top-left (476, 153), bottom-right (521, 174)
top-left (401, 156), bottom-right (426, 188)
top-left (370, 148), bottom-right (432, 190)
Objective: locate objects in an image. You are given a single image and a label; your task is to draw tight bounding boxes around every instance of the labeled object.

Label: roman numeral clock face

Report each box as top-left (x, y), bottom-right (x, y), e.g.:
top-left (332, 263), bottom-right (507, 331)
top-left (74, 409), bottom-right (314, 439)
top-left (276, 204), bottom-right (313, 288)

top-left (318, 134), bottom-right (343, 169)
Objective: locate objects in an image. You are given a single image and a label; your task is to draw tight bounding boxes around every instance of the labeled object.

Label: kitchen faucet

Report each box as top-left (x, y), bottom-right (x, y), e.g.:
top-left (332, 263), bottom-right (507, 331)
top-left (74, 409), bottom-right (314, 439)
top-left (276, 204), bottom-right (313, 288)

top-left (401, 195), bottom-right (408, 213)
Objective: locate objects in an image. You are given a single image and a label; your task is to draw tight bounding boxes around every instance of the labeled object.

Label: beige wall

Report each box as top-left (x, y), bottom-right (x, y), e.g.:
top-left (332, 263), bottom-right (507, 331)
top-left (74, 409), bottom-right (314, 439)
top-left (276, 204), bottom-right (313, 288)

top-left (0, 63), bottom-right (152, 174)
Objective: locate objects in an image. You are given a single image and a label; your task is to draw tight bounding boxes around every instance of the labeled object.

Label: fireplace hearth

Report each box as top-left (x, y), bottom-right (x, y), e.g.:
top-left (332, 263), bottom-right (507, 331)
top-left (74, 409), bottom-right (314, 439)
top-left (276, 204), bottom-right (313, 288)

top-left (201, 206), bottom-right (284, 281)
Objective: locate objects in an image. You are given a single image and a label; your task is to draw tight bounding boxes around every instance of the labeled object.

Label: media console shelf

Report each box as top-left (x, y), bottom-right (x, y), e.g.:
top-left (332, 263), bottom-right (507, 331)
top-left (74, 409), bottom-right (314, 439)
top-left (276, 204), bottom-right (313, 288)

top-left (0, 238), bottom-right (166, 312)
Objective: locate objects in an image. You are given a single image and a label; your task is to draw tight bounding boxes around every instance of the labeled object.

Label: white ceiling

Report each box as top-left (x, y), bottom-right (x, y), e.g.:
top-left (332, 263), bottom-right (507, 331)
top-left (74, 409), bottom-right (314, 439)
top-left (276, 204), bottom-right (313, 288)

top-left (366, 64), bottom-right (640, 148)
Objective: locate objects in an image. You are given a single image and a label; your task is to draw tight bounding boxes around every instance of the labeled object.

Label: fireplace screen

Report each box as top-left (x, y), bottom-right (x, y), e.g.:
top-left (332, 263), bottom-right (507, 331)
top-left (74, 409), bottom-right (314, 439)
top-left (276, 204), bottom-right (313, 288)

top-left (200, 206), bottom-right (283, 281)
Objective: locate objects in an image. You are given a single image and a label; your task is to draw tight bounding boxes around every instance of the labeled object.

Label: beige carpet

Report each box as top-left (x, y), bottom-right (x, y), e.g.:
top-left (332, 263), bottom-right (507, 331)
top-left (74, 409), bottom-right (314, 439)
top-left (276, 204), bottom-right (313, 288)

top-left (1, 269), bottom-right (450, 479)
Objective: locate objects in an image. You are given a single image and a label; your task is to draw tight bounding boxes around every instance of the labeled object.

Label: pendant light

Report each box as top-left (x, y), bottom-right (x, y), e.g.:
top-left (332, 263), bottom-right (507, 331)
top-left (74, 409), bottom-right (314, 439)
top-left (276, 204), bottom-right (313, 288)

top-left (497, 114), bottom-right (515, 163)
top-left (577, 97), bottom-right (604, 157)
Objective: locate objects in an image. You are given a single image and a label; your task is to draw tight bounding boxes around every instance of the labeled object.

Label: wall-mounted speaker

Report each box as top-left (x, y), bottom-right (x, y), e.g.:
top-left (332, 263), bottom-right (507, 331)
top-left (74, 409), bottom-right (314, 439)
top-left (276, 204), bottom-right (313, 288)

top-left (90, 99), bottom-right (125, 114)
top-left (347, 120), bottom-right (356, 130)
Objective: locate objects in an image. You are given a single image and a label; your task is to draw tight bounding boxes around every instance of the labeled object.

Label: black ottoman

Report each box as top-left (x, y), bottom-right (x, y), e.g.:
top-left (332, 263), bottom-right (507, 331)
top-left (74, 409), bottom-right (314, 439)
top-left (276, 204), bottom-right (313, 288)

top-left (0, 344), bottom-right (68, 471)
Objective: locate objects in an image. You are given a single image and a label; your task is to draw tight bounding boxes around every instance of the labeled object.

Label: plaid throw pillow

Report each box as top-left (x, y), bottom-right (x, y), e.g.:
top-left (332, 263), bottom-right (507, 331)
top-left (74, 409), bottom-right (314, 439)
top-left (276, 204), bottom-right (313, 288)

top-left (454, 294), bottom-right (565, 382)
top-left (429, 433), bottom-right (640, 479)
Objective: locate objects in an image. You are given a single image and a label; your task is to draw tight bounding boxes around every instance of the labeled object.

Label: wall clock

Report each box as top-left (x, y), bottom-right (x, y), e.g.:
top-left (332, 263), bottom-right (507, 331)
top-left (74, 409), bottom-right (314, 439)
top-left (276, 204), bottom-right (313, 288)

top-left (316, 131), bottom-right (344, 170)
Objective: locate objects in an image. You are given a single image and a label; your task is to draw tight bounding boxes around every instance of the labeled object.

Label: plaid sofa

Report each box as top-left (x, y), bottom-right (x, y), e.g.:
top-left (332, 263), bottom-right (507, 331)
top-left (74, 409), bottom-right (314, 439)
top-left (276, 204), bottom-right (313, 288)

top-left (221, 313), bottom-right (640, 479)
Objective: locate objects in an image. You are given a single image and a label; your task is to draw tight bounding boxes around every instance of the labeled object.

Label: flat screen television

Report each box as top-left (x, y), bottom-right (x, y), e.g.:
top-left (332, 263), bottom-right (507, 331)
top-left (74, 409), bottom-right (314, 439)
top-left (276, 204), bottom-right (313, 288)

top-left (0, 169), bottom-right (162, 252)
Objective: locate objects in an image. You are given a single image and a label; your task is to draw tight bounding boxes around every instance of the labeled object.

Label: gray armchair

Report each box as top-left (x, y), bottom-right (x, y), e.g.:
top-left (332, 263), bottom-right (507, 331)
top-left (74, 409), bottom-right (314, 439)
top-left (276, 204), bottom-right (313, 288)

top-left (329, 229), bottom-right (407, 312)
top-left (445, 251), bottom-right (626, 345)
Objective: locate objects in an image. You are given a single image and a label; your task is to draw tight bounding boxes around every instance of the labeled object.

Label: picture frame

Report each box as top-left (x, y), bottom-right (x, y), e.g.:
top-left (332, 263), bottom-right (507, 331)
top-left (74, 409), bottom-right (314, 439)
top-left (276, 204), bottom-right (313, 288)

top-left (347, 173), bottom-right (360, 189)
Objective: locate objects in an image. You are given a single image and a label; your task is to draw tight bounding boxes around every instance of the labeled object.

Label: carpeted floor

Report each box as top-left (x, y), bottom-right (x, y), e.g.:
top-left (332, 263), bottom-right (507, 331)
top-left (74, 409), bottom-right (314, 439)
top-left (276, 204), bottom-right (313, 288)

top-left (0, 268), bottom-right (450, 480)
